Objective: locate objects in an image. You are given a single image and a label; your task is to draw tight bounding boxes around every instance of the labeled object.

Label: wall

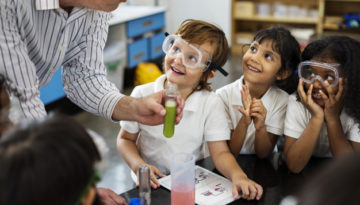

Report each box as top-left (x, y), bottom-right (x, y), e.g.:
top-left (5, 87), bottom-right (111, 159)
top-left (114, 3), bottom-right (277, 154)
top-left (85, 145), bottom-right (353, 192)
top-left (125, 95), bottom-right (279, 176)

top-left (127, 0), bottom-right (232, 46)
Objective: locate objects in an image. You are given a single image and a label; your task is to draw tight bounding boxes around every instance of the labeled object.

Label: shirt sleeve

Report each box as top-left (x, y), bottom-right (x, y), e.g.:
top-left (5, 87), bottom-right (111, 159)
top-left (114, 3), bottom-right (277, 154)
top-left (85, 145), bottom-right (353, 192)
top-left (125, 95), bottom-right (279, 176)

top-left (0, 1), bottom-right (46, 119)
top-left (204, 94), bottom-right (231, 142)
top-left (119, 86), bottom-right (142, 134)
top-left (284, 94), bottom-right (309, 139)
top-left (62, 10), bottom-right (124, 121)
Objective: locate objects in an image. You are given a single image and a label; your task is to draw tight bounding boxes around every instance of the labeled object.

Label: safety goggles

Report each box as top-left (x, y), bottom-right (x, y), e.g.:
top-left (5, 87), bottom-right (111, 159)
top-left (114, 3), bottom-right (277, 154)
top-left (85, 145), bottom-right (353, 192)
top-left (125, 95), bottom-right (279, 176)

top-left (298, 60), bottom-right (340, 87)
top-left (162, 33), bottom-right (228, 76)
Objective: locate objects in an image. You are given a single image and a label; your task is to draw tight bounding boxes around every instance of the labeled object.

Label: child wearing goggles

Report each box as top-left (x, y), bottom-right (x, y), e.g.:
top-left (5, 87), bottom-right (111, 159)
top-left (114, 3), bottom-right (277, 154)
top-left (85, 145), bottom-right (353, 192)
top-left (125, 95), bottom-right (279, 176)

top-left (216, 27), bottom-right (300, 158)
top-left (284, 36), bottom-right (360, 173)
top-left (118, 19), bottom-right (263, 201)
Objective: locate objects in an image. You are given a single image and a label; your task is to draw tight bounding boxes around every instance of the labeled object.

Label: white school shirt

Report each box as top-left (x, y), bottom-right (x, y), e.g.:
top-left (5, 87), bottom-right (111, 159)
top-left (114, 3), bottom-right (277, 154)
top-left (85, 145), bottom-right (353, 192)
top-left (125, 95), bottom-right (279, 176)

top-left (120, 75), bottom-right (230, 174)
top-left (284, 93), bottom-right (360, 157)
top-left (0, 0), bottom-right (122, 120)
top-left (216, 76), bottom-right (289, 154)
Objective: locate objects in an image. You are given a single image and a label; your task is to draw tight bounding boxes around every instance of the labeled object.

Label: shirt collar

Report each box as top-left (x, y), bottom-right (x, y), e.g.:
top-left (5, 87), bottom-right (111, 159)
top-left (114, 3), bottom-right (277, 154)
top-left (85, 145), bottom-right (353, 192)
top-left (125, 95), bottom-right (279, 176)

top-left (231, 75), bottom-right (272, 106)
top-left (154, 75), bottom-right (200, 112)
top-left (35, 0), bottom-right (60, 10)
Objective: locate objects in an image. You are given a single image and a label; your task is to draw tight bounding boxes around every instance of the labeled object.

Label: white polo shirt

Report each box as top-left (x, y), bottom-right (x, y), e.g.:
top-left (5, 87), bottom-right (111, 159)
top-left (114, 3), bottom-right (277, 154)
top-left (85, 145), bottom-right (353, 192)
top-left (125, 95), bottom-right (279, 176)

top-left (216, 76), bottom-right (289, 154)
top-left (284, 93), bottom-right (360, 157)
top-left (120, 75), bottom-right (230, 174)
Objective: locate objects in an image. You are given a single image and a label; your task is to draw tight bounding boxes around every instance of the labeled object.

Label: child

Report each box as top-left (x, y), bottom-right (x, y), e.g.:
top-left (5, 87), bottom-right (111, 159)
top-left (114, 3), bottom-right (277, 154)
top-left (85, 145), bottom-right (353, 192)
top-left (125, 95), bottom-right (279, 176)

top-left (216, 27), bottom-right (301, 158)
top-left (0, 115), bottom-right (127, 205)
top-left (117, 19), bottom-right (263, 200)
top-left (283, 36), bottom-right (360, 173)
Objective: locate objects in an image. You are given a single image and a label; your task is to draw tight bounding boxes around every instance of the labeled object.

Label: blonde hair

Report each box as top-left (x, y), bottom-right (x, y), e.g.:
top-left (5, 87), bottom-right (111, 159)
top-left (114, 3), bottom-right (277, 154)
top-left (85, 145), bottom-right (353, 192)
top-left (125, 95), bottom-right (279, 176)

top-left (175, 19), bottom-right (229, 91)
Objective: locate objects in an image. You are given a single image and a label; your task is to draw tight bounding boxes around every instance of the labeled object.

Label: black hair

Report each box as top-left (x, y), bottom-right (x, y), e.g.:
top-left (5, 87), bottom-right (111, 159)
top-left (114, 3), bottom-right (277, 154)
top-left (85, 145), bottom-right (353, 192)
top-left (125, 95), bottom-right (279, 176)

top-left (301, 36), bottom-right (360, 124)
top-left (296, 153), bottom-right (360, 205)
top-left (253, 26), bottom-right (301, 94)
top-left (0, 114), bottom-right (101, 205)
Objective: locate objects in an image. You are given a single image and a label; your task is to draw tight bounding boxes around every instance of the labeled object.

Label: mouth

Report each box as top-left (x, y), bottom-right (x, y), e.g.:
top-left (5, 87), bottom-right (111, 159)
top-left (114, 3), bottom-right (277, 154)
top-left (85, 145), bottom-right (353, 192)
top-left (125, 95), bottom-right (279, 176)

top-left (170, 65), bottom-right (185, 75)
top-left (247, 64), bottom-right (261, 73)
top-left (312, 89), bottom-right (324, 100)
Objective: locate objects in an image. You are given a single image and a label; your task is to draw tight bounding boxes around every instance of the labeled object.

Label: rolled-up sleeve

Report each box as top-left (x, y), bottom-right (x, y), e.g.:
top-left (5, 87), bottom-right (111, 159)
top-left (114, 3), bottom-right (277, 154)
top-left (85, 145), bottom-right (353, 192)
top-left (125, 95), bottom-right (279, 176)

top-left (62, 11), bottom-right (124, 120)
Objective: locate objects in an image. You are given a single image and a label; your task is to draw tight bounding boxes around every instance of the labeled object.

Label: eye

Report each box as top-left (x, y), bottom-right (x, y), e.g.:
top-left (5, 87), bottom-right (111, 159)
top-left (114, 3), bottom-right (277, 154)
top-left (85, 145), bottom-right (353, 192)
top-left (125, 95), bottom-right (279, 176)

top-left (265, 53), bottom-right (273, 61)
top-left (170, 46), bottom-right (180, 54)
top-left (188, 55), bottom-right (197, 63)
top-left (250, 46), bottom-right (257, 53)
top-left (326, 75), bottom-right (335, 81)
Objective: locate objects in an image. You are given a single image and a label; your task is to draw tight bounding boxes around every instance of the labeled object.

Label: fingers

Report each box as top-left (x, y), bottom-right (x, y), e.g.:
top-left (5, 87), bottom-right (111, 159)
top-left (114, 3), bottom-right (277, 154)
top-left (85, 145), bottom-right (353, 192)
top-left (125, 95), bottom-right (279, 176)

top-left (335, 78), bottom-right (345, 102)
top-left (255, 184), bottom-right (263, 200)
top-left (297, 79), bottom-right (307, 102)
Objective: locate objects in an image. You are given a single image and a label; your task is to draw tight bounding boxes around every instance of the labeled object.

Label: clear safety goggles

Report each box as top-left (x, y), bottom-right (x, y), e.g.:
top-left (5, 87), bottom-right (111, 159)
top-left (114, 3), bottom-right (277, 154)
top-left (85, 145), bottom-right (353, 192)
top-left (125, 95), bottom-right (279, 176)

top-left (162, 33), bottom-right (228, 76)
top-left (298, 60), bottom-right (340, 87)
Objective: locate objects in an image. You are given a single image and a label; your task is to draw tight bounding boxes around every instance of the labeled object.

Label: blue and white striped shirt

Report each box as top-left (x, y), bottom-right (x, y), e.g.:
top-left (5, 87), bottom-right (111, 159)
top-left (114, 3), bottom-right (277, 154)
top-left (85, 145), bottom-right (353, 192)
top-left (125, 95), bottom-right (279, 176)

top-left (0, 0), bottom-right (123, 120)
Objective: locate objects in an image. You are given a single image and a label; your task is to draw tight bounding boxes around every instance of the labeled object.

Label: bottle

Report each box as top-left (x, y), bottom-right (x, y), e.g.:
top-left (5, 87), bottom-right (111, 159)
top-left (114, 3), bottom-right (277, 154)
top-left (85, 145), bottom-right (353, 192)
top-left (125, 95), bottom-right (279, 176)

top-left (139, 165), bottom-right (151, 205)
top-left (163, 82), bottom-right (178, 138)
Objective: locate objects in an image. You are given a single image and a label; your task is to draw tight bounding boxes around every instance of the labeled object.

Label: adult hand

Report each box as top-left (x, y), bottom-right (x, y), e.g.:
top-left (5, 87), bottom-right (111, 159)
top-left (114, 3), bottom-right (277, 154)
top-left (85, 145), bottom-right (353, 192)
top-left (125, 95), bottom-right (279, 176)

top-left (135, 90), bottom-right (184, 125)
top-left (112, 91), bottom-right (184, 125)
top-left (237, 85), bottom-right (252, 125)
top-left (298, 79), bottom-right (324, 120)
top-left (321, 79), bottom-right (345, 121)
top-left (97, 187), bottom-right (127, 205)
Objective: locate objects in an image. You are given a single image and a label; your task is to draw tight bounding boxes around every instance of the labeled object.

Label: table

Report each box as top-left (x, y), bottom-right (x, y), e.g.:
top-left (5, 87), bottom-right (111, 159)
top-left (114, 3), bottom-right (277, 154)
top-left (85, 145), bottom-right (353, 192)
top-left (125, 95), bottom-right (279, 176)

top-left (120, 154), bottom-right (331, 204)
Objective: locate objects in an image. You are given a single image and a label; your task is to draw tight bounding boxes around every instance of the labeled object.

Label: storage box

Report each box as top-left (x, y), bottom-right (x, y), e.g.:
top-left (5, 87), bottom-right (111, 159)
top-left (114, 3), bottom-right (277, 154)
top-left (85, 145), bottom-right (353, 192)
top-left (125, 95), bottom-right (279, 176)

top-left (104, 41), bottom-right (126, 91)
top-left (127, 38), bottom-right (149, 68)
top-left (234, 1), bottom-right (255, 18)
top-left (148, 32), bottom-right (165, 60)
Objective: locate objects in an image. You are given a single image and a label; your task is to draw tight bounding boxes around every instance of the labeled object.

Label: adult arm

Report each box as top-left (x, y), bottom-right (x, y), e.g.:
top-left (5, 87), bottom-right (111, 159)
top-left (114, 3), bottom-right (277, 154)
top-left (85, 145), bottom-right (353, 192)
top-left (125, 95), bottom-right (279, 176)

top-left (0, 1), bottom-right (46, 119)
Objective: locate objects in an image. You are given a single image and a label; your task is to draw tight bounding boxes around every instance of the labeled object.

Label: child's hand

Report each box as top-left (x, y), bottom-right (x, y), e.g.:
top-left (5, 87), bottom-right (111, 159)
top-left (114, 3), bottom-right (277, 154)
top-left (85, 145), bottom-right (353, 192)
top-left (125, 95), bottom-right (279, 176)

top-left (298, 79), bottom-right (324, 119)
top-left (136, 164), bottom-right (165, 189)
top-left (237, 85), bottom-right (252, 125)
top-left (231, 175), bottom-right (263, 200)
top-left (250, 98), bottom-right (267, 130)
top-left (320, 79), bottom-right (345, 121)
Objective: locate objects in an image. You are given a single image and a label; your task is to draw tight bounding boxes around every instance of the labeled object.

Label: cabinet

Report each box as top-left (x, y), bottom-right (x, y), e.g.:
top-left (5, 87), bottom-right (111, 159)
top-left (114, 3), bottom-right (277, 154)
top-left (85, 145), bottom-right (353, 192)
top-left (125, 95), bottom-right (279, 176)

top-left (231, 0), bottom-right (360, 54)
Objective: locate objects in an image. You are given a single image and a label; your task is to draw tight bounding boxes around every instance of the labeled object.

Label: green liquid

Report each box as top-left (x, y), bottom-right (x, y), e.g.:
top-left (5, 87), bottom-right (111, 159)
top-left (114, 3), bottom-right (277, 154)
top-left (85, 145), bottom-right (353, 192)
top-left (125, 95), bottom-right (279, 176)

top-left (163, 100), bottom-right (177, 138)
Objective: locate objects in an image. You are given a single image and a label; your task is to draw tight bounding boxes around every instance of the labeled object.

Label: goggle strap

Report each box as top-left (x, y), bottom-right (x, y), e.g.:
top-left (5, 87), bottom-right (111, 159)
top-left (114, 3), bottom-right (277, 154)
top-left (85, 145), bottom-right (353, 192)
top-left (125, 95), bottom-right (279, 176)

top-left (164, 32), bottom-right (169, 37)
top-left (209, 62), bottom-right (228, 76)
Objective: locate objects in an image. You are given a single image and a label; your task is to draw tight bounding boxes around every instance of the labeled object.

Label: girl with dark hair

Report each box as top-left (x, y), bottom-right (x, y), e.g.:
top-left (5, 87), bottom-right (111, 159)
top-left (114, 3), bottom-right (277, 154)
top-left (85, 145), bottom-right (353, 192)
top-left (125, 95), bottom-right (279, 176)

top-left (0, 115), bottom-right (112, 205)
top-left (283, 36), bottom-right (360, 173)
top-left (216, 27), bottom-right (301, 158)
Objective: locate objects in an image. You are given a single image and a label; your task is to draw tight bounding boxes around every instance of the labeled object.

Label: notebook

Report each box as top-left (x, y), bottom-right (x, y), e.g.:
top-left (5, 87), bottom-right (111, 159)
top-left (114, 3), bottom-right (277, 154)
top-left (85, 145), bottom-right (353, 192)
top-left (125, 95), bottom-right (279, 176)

top-left (158, 165), bottom-right (235, 205)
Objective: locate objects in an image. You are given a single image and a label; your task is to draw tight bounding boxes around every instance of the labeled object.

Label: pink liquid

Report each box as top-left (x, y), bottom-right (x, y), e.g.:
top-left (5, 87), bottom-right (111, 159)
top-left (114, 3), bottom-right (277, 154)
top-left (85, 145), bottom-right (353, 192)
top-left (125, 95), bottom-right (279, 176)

top-left (171, 186), bottom-right (195, 205)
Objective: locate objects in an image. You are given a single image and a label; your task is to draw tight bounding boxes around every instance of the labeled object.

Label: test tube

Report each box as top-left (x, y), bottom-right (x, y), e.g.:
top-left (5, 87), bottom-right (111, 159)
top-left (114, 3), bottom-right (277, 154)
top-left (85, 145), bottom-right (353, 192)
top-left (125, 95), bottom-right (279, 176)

top-left (163, 83), bottom-right (178, 138)
top-left (139, 165), bottom-right (151, 205)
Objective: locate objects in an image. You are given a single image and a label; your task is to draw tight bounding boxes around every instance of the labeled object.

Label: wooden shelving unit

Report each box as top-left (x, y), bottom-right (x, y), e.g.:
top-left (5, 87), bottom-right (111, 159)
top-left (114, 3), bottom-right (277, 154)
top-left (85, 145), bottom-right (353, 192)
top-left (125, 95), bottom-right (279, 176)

top-left (231, 0), bottom-right (360, 54)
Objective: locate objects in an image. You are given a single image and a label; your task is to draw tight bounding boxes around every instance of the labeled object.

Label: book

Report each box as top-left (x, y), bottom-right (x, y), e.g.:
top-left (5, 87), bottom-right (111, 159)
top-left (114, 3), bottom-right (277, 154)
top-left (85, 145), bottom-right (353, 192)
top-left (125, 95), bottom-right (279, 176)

top-left (158, 165), bottom-right (235, 205)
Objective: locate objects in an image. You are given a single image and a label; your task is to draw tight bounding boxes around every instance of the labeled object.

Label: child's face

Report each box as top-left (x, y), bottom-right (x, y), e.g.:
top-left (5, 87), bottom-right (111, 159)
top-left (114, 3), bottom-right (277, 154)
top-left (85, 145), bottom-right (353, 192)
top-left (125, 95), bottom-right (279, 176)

top-left (242, 39), bottom-right (282, 86)
top-left (303, 58), bottom-right (341, 107)
top-left (164, 41), bottom-right (214, 90)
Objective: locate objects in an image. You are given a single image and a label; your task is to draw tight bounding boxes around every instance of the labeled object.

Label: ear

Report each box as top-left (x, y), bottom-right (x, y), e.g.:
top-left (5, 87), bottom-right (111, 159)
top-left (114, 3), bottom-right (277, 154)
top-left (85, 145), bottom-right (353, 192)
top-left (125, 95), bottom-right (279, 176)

top-left (276, 69), bottom-right (292, 80)
top-left (208, 70), bottom-right (216, 80)
top-left (81, 187), bottom-right (96, 205)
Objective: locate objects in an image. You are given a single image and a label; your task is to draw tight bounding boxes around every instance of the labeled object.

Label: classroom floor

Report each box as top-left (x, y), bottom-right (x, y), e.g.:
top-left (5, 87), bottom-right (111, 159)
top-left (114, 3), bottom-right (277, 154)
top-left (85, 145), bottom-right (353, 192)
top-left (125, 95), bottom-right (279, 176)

top-left (73, 53), bottom-right (243, 194)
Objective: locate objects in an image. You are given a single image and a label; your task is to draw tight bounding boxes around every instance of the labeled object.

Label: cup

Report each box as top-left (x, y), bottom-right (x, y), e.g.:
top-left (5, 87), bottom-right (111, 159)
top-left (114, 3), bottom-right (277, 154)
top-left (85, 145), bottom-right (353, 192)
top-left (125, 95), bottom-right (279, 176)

top-left (170, 152), bottom-right (195, 205)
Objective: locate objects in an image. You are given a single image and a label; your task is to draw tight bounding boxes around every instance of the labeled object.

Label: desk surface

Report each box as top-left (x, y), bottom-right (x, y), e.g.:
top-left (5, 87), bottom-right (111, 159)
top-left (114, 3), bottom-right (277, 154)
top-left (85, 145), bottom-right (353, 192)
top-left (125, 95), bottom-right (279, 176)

top-left (109, 5), bottom-right (166, 26)
top-left (120, 154), bottom-right (331, 205)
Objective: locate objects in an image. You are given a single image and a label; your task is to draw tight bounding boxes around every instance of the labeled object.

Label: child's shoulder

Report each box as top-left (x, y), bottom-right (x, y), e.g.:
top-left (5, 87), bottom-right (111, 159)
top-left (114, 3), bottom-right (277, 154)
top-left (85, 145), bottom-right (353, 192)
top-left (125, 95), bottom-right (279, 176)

top-left (216, 78), bottom-right (242, 95)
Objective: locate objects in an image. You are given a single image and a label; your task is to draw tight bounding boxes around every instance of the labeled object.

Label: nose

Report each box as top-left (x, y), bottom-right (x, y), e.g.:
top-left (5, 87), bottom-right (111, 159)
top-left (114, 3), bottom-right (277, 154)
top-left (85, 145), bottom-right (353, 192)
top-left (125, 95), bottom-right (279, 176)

top-left (174, 54), bottom-right (183, 66)
top-left (313, 78), bottom-right (323, 88)
top-left (249, 51), bottom-right (261, 64)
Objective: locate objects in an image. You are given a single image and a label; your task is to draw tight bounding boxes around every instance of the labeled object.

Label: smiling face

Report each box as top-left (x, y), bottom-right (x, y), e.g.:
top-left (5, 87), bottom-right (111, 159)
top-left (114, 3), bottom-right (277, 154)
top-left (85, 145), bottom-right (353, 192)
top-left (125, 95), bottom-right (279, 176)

top-left (164, 41), bottom-right (215, 91)
top-left (303, 58), bottom-right (341, 107)
top-left (242, 39), bottom-right (282, 87)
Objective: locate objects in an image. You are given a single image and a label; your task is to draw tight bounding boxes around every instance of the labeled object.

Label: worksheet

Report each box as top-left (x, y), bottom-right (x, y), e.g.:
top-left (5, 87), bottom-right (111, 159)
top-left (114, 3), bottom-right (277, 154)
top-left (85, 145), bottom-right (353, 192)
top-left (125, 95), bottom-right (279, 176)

top-left (159, 165), bottom-right (235, 205)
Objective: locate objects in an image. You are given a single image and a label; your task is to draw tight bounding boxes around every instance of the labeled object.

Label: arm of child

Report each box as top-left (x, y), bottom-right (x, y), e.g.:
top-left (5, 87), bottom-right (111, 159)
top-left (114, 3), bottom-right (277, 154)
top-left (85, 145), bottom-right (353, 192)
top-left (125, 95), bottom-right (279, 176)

top-left (116, 129), bottom-right (165, 189)
top-left (229, 85), bottom-right (252, 156)
top-left (251, 98), bottom-right (278, 158)
top-left (284, 80), bottom-right (325, 173)
top-left (320, 79), bottom-right (360, 155)
top-left (207, 140), bottom-right (263, 200)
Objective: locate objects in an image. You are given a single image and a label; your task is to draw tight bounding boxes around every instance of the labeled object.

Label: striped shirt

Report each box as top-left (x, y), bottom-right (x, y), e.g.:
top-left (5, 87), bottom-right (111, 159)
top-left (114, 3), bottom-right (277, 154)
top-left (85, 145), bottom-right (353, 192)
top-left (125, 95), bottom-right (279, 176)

top-left (0, 0), bottom-right (123, 120)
